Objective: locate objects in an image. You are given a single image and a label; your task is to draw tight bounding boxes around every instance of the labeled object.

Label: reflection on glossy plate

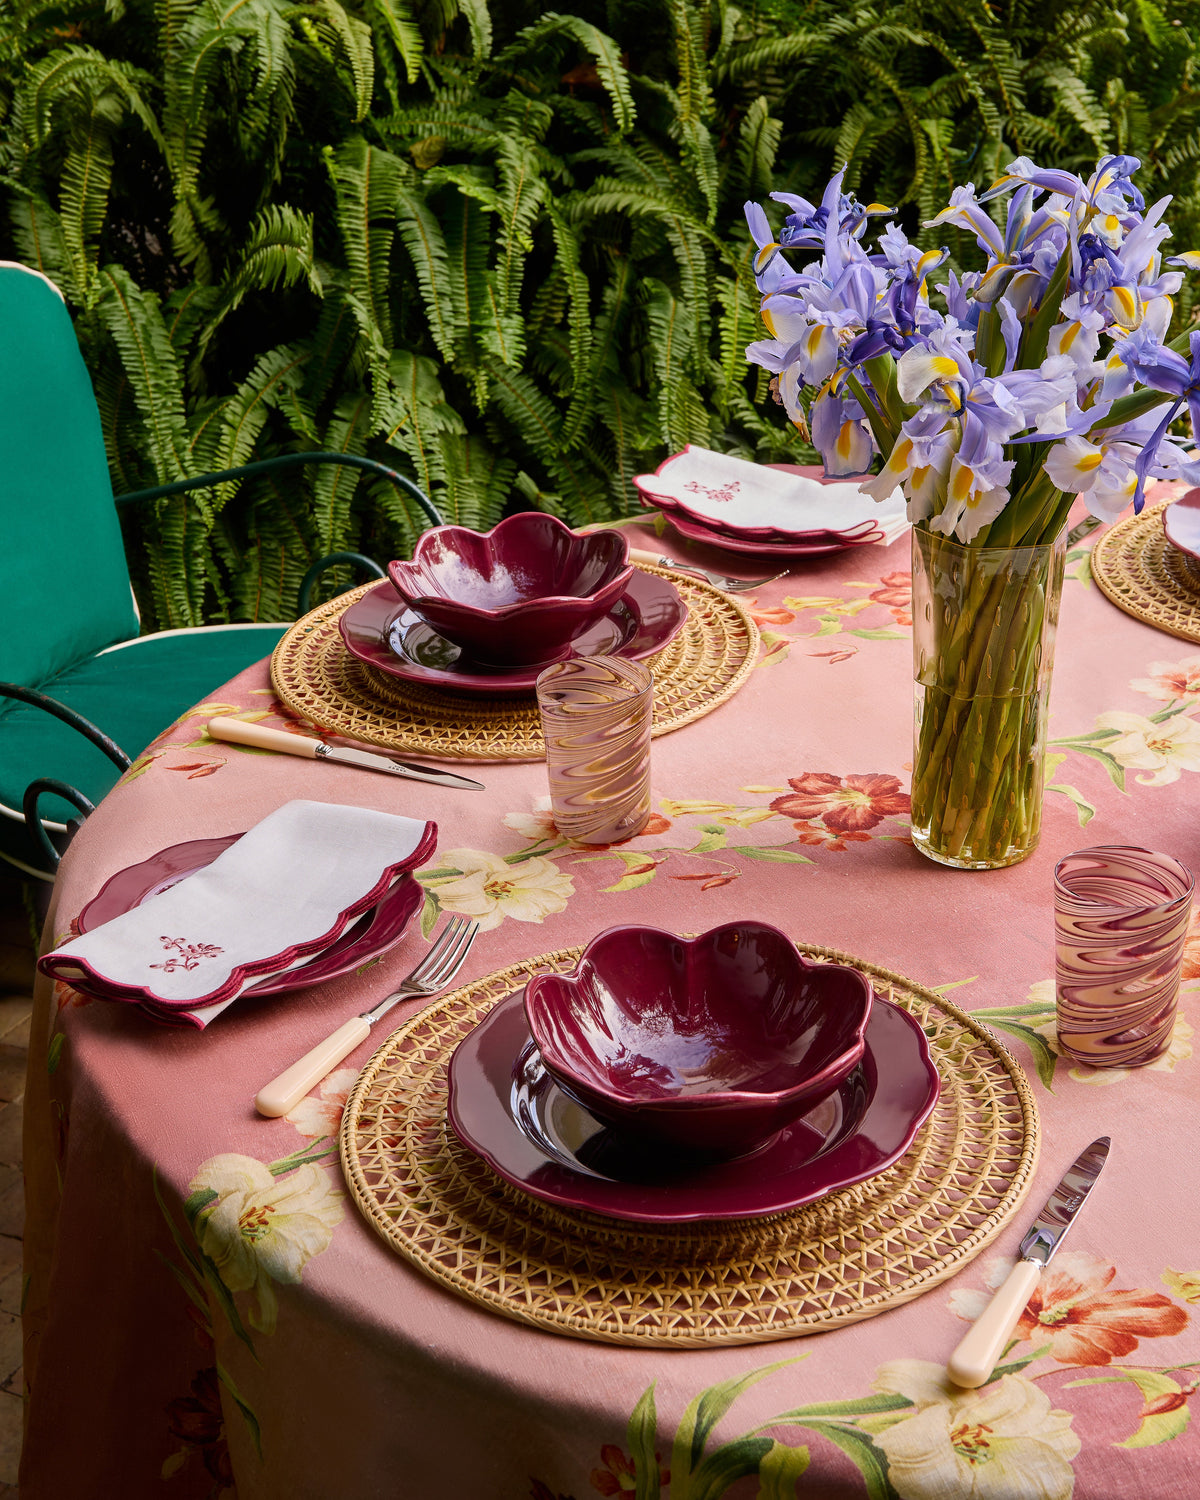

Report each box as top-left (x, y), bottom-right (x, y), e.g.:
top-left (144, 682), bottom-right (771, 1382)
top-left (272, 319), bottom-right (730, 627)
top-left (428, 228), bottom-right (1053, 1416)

top-left (523, 922), bottom-right (873, 1159)
top-left (386, 514), bottom-right (633, 667)
top-left (339, 573), bottom-right (687, 696)
top-left (446, 991), bottom-right (940, 1223)
top-left (76, 835), bottom-right (423, 1000)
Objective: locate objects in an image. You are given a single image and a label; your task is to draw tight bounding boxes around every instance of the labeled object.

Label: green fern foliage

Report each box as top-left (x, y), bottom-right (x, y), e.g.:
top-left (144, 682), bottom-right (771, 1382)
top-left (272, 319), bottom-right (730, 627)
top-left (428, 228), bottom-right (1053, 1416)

top-left (2, 0), bottom-right (1199, 626)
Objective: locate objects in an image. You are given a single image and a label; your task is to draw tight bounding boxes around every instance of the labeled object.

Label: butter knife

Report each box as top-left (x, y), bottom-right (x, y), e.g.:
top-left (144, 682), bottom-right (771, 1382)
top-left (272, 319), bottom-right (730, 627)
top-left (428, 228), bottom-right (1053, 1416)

top-left (948, 1136), bottom-right (1110, 1388)
top-left (206, 717), bottom-right (485, 790)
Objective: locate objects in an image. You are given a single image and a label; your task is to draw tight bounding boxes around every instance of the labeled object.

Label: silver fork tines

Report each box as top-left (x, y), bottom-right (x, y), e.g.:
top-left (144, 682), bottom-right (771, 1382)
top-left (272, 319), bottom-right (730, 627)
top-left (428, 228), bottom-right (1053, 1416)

top-left (657, 557), bottom-right (787, 591)
top-left (361, 916), bottom-right (479, 1023)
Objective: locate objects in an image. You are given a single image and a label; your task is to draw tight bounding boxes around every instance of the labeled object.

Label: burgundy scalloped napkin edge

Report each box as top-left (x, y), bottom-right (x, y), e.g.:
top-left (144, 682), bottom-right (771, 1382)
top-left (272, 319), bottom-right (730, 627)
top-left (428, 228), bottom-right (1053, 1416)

top-left (39, 800), bottom-right (437, 1016)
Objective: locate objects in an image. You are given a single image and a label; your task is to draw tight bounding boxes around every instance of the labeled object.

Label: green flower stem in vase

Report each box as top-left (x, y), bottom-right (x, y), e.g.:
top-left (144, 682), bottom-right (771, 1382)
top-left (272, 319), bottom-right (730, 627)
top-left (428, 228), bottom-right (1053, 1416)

top-left (910, 525), bottom-right (1067, 870)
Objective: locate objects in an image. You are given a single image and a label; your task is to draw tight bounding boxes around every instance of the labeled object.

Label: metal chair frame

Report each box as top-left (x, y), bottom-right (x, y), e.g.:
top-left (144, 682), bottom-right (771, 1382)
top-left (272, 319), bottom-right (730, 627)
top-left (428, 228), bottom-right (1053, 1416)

top-left (7, 456), bottom-right (438, 877)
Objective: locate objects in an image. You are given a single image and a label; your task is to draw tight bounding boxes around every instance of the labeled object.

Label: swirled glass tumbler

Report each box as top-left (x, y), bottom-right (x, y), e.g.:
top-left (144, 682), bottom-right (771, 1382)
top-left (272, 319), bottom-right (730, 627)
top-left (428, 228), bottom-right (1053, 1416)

top-left (1054, 845), bottom-right (1194, 1069)
top-left (535, 657), bottom-right (653, 845)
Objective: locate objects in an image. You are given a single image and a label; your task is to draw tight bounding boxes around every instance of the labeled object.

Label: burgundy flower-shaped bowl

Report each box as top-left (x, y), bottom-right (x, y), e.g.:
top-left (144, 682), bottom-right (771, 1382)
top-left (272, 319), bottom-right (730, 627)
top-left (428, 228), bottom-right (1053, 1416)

top-left (523, 922), bottom-right (874, 1159)
top-left (387, 514), bottom-right (634, 666)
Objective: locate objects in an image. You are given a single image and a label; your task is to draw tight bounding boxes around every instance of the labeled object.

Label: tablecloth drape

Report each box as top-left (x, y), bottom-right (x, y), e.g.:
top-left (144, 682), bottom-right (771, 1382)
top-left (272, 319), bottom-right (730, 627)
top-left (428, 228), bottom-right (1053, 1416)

top-left (21, 505), bottom-right (1200, 1499)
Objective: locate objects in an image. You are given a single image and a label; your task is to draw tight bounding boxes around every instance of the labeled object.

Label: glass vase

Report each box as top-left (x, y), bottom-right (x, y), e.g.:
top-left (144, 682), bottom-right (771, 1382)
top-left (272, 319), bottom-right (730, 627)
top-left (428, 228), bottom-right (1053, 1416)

top-left (910, 526), bottom-right (1066, 870)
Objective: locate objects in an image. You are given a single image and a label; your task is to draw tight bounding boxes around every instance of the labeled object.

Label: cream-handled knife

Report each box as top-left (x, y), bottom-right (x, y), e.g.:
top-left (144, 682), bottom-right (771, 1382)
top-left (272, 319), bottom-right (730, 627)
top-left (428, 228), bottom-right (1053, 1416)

top-left (206, 717), bottom-right (485, 791)
top-left (948, 1136), bottom-right (1110, 1388)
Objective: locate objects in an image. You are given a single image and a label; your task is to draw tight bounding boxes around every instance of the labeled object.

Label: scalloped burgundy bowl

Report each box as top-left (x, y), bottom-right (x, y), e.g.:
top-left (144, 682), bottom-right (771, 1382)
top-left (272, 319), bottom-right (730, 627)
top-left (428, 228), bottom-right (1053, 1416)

top-left (387, 514), bottom-right (634, 666)
top-left (523, 922), bottom-right (874, 1159)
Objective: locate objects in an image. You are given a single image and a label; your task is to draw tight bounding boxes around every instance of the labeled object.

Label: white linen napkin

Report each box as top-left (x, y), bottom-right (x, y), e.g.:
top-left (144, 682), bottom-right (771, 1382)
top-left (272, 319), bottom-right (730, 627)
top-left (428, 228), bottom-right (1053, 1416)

top-left (40, 800), bottom-right (437, 1013)
top-left (634, 446), bottom-right (907, 539)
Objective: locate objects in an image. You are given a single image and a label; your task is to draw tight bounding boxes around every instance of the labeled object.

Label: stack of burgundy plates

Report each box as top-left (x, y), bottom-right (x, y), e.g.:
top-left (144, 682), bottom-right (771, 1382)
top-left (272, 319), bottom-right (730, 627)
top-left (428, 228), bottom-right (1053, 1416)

top-left (633, 446), bottom-right (908, 558)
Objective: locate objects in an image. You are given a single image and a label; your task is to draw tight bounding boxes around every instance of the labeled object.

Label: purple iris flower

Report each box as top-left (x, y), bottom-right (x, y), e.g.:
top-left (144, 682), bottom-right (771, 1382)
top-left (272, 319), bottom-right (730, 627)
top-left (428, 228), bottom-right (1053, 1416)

top-left (1116, 330), bottom-right (1200, 509)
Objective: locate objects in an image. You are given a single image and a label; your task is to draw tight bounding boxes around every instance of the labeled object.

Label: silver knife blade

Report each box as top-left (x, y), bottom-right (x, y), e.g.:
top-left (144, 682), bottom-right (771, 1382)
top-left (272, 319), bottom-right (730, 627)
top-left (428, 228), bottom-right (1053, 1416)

top-left (1019, 1136), bottom-right (1110, 1266)
top-left (314, 742), bottom-right (485, 791)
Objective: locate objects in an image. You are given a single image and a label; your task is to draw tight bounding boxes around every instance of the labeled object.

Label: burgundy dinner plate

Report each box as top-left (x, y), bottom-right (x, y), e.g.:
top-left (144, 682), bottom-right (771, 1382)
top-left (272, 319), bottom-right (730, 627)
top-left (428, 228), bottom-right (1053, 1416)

top-left (446, 991), bottom-right (940, 1223)
top-left (76, 835), bottom-right (423, 1000)
top-left (339, 572), bottom-right (687, 696)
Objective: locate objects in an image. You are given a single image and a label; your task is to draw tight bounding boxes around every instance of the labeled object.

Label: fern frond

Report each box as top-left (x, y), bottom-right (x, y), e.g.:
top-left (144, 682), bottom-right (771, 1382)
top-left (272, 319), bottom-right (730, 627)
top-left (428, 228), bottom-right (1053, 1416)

top-left (545, 200), bottom-right (591, 395)
top-left (456, 0), bottom-right (492, 60)
top-left (385, 348), bottom-right (464, 497)
top-left (203, 344), bottom-right (312, 487)
top-left (496, 13), bottom-right (635, 134)
top-left (5, 189), bottom-right (71, 296)
top-left (191, 205), bottom-right (319, 370)
top-left (330, 134), bottom-right (407, 345)
top-left (296, 1), bottom-right (375, 122)
top-left (95, 264), bottom-right (190, 483)
top-left (312, 390), bottom-right (372, 553)
top-left (730, 96), bottom-right (781, 207)
top-left (667, 0), bottom-right (712, 125)
top-left (434, 432), bottom-right (512, 530)
top-left (361, 0), bottom-right (423, 85)
top-left (395, 182), bottom-right (460, 360)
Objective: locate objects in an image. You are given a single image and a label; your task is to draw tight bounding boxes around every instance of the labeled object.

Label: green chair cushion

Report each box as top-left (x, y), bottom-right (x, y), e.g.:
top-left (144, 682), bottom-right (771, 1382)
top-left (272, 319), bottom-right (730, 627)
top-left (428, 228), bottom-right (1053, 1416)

top-left (0, 624), bottom-right (288, 839)
top-left (0, 266), bottom-right (140, 684)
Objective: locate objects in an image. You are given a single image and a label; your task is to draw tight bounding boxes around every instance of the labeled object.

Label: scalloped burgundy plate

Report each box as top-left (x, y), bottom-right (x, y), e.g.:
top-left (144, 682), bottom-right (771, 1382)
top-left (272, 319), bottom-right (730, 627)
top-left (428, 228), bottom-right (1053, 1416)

top-left (667, 509), bottom-right (885, 557)
top-left (76, 835), bottom-right (423, 1000)
top-left (339, 572), bottom-right (687, 696)
top-left (446, 992), bottom-right (940, 1223)
top-left (1163, 489), bottom-right (1200, 564)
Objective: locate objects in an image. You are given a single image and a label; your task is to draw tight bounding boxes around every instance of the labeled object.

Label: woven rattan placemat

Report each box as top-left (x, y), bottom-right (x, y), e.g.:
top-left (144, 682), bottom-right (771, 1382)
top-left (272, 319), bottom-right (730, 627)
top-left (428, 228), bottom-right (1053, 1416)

top-left (340, 944), bottom-right (1041, 1347)
top-left (271, 568), bottom-right (760, 762)
top-left (1092, 500), bottom-right (1200, 644)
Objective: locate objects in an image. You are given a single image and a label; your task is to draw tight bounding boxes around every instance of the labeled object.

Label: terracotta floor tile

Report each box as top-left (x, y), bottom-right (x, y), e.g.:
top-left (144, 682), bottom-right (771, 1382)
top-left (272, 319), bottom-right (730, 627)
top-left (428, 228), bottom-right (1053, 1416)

top-left (0, 1242), bottom-right (20, 1288)
top-left (0, 999), bottom-right (31, 1045)
top-left (0, 1268), bottom-right (21, 1322)
top-left (0, 1316), bottom-right (20, 1390)
top-left (0, 1105), bottom-right (23, 1172)
top-left (2, 1017), bottom-right (29, 1051)
top-left (0, 1387), bottom-right (21, 1485)
top-left (0, 1048), bottom-right (26, 1109)
top-left (0, 1175), bottom-right (23, 1242)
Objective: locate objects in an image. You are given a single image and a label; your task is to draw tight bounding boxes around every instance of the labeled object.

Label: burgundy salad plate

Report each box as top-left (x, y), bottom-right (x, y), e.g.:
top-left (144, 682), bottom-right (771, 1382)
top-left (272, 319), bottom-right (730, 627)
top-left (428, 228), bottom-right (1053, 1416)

top-left (1163, 488), bottom-right (1200, 563)
top-left (666, 509), bottom-right (884, 557)
top-left (387, 514), bottom-right (633, 667)
top-left (446, 991), bottom-right (940, 1223)
top-left (76, 835), bottom-right (423, 1001)
top-left (524, 923), bottom-right (872, 1158)
top-left (340, 572), bottom-right (687, 697)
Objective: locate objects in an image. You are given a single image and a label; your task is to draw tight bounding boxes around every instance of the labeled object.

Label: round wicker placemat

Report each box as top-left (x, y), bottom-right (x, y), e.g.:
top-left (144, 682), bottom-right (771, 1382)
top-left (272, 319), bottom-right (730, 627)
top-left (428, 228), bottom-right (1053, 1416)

top-left (340, 944), bottom-right (1040, 1348)
top-left (270, 568), bottom-right (760, 762)
top-left (1092, 500), bottom-right (1200, 644)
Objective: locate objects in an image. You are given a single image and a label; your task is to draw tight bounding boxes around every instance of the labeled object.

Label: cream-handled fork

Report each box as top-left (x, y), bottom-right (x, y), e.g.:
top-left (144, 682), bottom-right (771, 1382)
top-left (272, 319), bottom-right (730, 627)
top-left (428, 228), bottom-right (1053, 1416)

top-left (254, 916), bottom-right (480, 1118)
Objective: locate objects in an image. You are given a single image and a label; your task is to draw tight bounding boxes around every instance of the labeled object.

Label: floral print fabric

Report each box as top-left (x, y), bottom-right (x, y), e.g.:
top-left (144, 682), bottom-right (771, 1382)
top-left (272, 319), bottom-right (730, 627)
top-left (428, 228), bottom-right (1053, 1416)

top-left (19, 502), bottom-right (1200, 1498)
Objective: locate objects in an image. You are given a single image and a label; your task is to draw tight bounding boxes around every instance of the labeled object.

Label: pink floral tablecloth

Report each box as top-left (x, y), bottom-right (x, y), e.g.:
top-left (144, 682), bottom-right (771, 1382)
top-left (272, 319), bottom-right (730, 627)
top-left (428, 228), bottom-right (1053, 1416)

top-left (22, 500), bottom-right (1200, 1499)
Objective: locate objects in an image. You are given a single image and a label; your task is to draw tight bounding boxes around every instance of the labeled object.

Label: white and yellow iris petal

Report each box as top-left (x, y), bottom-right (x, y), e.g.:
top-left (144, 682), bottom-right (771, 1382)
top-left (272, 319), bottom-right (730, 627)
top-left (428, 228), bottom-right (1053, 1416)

top-left (896, 350), bottom-right (961, 404)
top-left (1108, 283), bottom-right (1141, 329)
top-left (1044, 436), bottom-right (1105, 493)
top-left (860, 436), bottom-right (913, 503)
